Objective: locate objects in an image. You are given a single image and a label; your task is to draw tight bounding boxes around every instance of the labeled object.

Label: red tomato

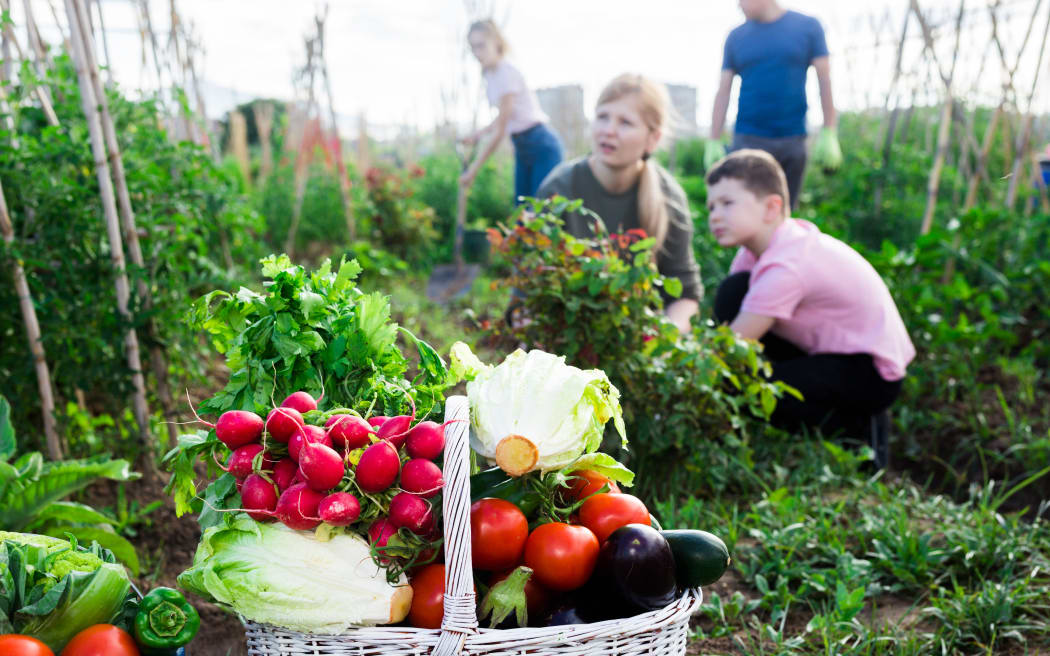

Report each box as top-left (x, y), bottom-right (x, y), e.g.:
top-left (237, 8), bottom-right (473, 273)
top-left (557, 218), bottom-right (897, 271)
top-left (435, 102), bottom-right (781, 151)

top-left (470, 498), bottom-right (529, 571)
top-left (0, 635), bottom-right (54, 656)
top-left (408, 563), bottom-right (446, 629)
top-left (60, 625), bottom-right (139, 656)
top-left (489, 569), bottom-right (553, 619)
top-left (565, 470), bottom-right (620, 501)
top-left (523, 522), bottom-right (599, 591)
top-left (578, 493), bottom-right (651, 543)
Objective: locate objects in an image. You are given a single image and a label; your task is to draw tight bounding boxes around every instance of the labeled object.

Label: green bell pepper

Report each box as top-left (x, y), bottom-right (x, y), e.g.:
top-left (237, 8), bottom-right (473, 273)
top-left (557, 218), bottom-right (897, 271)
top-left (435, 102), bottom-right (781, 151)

top-left (133, 587), bottom-right (200, 654)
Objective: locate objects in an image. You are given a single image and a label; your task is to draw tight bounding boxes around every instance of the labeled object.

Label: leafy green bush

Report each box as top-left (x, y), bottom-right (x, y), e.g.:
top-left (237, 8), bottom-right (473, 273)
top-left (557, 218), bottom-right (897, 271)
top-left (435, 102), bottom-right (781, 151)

top-left (0, 395), bottom-right (141, 574)
top-left (359, 165), bottom-right (439, 266)
top-left (415, 148), bottom-right (514, 261)
top-left (0, 55), bottom-right (263, 454)
top-left (254, 162), bottom-right (352, 256)
top-left (484, 198), bottom-right (787, 500)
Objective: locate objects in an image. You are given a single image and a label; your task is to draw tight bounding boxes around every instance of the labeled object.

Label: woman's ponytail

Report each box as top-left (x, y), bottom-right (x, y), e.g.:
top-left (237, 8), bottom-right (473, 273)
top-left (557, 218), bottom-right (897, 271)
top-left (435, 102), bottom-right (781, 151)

top-left (638, 159), bottom-right (669, 251)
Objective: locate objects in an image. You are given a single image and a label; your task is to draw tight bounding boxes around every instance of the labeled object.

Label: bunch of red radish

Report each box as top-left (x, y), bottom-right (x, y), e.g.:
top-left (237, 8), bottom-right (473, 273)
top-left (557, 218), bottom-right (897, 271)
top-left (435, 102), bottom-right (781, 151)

top-left (199, 390), bottom-right (448, 547)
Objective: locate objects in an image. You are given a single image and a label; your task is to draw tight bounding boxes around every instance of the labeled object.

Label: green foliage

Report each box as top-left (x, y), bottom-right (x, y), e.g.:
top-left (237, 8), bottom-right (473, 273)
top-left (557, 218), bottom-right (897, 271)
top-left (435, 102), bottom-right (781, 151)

top-left (359, 165), bottom-right (439, 265)
top-left (414, 148), bottom-right (514, 261)
top-left (255, 161), bottom-right (353, 255)
top-left (190, 254), bottom-right (450, 419)
top-left (485, 198), bottom-right (788, 499)
top-left (0, 55), bottom-right (263, 455)
top-left (0, 397), bottom-right (141, 574)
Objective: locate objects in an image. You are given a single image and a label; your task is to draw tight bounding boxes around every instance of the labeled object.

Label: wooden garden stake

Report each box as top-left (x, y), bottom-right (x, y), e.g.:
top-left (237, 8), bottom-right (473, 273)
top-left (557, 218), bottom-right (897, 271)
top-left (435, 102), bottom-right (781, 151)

top-left (285, 35), bottom-right (320, 258)
top-left (65, 0), bottom-right (155, 457)
top-left (69, 0), bottom-right (181, 447)
top-left (253, 102), bottom-right (275, 182)
top-left (0, 152), bottom-right (61, 460)
top-left (90, 0), bottom-right (113, 85)
top-left (0, 0), bottom-right (59, 126)
top-left (911, 0), bottom-right (966, 236)
top-left (1005, 2), bottom-right (1050, 209)
top-left (314, 7), bottom-right (356, 241)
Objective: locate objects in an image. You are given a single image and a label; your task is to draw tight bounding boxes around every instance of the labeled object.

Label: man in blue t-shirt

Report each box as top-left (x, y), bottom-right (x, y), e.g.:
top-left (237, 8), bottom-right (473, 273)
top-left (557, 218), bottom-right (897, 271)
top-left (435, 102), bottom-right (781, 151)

top-left (704, 0), bottom-right (841, 210)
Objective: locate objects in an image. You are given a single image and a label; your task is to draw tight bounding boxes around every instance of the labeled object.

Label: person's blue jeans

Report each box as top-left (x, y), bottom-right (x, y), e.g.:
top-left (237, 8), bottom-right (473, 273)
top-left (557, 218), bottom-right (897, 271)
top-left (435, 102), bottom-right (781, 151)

top-left (511, 123), bottom-right (563, 205)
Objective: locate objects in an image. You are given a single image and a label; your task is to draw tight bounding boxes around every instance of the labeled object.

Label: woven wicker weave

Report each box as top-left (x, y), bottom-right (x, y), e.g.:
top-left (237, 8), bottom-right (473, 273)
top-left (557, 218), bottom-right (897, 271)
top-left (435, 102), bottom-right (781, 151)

top-left (245, 395), bottom-right (703, 655)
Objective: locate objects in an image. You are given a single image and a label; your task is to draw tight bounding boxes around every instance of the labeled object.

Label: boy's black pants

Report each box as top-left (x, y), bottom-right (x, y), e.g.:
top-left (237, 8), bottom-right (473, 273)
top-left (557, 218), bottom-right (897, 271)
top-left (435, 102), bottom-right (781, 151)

top-left (714, 272), bottom-right (902, 436)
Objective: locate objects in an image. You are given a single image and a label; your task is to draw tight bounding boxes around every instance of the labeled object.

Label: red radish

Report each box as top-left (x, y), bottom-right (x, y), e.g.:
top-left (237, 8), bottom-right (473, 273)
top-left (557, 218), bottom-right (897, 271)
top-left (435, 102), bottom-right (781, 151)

top-left (405, 421), bottom-right (445, 460)
top-left (368, 517), bottom-right (398, 549)
top-left (215, 410), bottom-right (264, 449)
top-left (226, 443), bottom-right (265, 479)
top-left (241, 474), bottom-right (279, 522)
top-left (265, 406), bottom-right (304, 443)
top-left (273, 458), bottom-right (298, 491)
top-left (377, 415), bottom-right (413, 449)
top-left (289, 424), bottom-right (330, 461)
top-left (282, 391), bottom-right (318, 415)
top-left (298, 441), bottom-right (345, 492)
top-left (236, 477), bottom-right (244, 495)
top-left (275, 483), bottom-right (324, 530)
top-left (400, 459), bottom-right (445, 498)
top-left (389, 492), bottom-right (433, 534)
top-left (367, 415), bottom-right (389, 429)
top-left (318, 492), bottom-right (361, 526)
top-left (355, 440), bottom-right (402, 493)
top-left (326, 414), bottom-right (373, 451)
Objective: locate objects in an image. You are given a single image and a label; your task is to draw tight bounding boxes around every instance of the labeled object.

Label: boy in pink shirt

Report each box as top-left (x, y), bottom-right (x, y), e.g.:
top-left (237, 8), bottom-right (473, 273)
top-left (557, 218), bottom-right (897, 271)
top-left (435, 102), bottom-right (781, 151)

top-left (706, 149), bottom-right (915, 457)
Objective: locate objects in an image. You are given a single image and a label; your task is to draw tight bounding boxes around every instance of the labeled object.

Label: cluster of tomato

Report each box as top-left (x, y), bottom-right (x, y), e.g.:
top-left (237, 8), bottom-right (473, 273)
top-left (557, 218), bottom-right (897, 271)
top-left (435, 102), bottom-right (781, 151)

top-left (406, 470), bottom-right (651, 628)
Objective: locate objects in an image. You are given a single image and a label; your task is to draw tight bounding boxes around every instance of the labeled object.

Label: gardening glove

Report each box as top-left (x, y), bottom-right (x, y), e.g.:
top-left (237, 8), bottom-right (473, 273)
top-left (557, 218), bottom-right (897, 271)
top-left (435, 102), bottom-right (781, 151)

top-left (704, 139), bottom-right (727, 171)
top-left (813, 127), bottom-right (843, 173)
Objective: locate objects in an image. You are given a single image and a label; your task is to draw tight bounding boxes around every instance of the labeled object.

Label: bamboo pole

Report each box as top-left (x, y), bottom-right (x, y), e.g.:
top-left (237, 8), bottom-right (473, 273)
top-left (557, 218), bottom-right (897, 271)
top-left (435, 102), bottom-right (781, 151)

top-left (0, 0), bottom-right (59, 126)
top-left (253, 101), bottom-right (275, 182)
top-left (90, 0), bottom-right (113, 86)
top-left (873, 8), bottom-right (912, 218)
top-left (70, 0), bottom-right (179, 448)
top-left (314, 8), bottom-right (356, 241)
top-left (285, 37), bottom-right (319, 258)
top-left (65, 0), bottom-right (155, 457)
top-left (1005, 2), bottom-right (1050, 208)
top-left (0, 101), bottom-right (61, 459)
top-left (167, 0), bottom-right (195, 143)
top-left (913, 0), bottom-right (966, 236)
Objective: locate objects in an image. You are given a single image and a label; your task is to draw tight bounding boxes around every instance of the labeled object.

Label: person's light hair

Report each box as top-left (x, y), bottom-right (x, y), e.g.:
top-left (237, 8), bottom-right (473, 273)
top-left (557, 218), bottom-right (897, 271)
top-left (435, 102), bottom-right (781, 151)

top-left (596, 73), bottom-right (684, 251)
top-left (468, 19), bottom-right (508, 56)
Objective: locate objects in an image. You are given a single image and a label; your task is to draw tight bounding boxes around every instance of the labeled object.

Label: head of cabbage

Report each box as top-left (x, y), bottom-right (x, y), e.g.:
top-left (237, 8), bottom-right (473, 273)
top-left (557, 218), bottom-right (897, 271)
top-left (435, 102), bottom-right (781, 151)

top-left (0, 531), bottom-right (132, 652)
top-left (450, 342), bottom-right (628, 477)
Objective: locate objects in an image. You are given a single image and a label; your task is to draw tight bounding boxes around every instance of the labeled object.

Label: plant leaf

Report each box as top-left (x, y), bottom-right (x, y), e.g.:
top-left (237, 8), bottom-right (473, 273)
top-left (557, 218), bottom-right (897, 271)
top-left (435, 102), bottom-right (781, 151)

top-left (0, 457), bottom-right (138, 530)
top-left (0, 395), bottom-right (14, 462)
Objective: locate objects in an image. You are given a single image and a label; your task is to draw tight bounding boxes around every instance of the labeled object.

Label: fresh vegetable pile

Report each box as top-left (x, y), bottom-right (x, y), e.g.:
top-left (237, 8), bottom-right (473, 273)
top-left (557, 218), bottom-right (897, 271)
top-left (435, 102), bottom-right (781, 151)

top-left (165, 256), bottom-right (453, 632)
top-left (162, 256), bottom-right (729, 636)
top-left (0, 532), bottom-right (198, 655)
top-left (400, 344), bottom-right (731, 629)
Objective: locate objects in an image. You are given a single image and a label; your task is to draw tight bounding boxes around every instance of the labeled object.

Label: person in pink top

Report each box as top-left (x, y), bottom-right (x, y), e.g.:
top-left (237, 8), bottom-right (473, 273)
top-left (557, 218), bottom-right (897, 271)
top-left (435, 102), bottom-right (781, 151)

top-left (705, 149), bottom-right (915, 458)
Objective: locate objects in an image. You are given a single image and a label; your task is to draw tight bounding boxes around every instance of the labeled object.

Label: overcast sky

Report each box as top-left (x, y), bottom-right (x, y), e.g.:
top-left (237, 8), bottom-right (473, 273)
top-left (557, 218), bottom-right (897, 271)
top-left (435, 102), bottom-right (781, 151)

top-left (8, 0), bottom-right (1048, 139)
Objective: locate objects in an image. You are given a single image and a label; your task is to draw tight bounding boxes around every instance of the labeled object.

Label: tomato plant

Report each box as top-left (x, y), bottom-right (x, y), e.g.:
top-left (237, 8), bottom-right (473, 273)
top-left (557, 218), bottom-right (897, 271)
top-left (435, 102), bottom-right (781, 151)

top-left (523, 522), bottom-right (599, 591)
top-left (0, 635), bottom-right (54, 656)
top-left (579, 493), bottom-right (650, 543)
top-left (60, 624), bottom-right (139, 656)
top-left (470, 498), bottom-right (529, 571)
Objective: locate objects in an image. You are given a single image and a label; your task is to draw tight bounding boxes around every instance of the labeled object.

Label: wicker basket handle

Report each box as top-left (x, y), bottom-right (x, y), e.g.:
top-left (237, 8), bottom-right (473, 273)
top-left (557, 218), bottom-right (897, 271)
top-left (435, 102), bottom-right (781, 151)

top-left (433, 395), bottom-right (478, 656)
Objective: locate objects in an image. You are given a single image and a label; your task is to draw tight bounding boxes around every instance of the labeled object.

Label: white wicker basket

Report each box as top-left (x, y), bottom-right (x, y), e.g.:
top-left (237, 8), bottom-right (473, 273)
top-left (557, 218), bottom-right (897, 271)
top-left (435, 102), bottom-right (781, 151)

top-left (245, 395), bottom-right (703, 655)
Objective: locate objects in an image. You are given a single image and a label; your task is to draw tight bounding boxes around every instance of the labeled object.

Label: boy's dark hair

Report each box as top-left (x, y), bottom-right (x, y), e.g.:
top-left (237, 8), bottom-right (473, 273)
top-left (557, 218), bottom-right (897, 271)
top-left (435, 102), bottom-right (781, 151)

top-left (705, 149), bottom-right (790, 216)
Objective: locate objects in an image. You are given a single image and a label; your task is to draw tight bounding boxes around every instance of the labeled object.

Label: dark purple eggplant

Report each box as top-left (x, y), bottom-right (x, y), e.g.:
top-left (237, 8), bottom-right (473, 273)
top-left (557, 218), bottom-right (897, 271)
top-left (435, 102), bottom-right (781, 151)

top-left (544, 602), bottom-right (591, 626)
top-left (588, 523), bottom-right (678, 617)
